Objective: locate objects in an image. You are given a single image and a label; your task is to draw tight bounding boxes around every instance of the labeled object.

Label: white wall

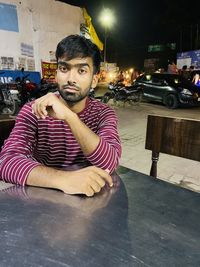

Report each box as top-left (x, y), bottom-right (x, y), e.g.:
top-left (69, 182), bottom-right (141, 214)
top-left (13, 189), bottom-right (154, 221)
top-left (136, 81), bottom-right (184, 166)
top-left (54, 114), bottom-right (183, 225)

top-left (0, 0), bottom-right (84, 71)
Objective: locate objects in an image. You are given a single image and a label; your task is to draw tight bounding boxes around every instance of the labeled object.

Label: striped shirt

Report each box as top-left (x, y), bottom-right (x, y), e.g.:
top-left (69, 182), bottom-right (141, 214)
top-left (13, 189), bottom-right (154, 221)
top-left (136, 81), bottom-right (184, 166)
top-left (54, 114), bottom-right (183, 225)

top-left (0, 97), bottom-right (121, 185)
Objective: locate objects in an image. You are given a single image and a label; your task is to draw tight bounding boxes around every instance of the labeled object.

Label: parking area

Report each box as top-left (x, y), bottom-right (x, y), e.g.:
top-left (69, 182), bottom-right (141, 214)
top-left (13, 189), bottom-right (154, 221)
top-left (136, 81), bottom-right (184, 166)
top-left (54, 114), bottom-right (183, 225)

top-left (113, 100), bottom-right (200, 193)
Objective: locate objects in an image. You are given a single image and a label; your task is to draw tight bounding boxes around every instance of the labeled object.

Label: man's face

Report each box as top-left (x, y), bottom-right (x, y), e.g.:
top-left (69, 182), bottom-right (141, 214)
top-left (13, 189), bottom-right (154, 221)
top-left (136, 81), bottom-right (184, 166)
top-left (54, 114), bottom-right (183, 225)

top-left (56, 57), bottom-right (98, 103)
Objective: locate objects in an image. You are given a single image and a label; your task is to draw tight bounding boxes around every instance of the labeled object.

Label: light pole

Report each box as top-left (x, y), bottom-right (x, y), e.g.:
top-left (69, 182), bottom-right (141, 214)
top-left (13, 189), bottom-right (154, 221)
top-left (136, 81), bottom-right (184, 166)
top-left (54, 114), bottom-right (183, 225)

top-left (104, 26), bottom-right (107, 63)
top-left (99, 8), bottom-right (115, 63)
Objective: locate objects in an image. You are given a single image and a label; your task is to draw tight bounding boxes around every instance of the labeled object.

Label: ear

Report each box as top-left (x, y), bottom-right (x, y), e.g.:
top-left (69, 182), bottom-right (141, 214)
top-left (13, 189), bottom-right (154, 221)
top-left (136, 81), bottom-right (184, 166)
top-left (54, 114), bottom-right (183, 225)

top-left (91, 74), bottom-right (99, 89)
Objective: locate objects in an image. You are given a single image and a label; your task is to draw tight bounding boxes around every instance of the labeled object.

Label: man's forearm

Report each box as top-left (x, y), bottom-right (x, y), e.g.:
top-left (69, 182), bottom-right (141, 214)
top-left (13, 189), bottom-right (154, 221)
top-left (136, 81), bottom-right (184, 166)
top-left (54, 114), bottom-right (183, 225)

top-left (26, 165), bottom-right (113, 197)
top-left (26, 165), bottom-right (66, 190)
top-left (64, 112), bottom-right (100, 156)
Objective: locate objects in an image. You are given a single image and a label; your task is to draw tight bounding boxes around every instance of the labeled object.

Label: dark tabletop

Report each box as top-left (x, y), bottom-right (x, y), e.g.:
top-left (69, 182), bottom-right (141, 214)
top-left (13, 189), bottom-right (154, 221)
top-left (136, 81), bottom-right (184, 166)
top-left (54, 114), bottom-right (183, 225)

top-left (0, 166), bottom-right (200, 267)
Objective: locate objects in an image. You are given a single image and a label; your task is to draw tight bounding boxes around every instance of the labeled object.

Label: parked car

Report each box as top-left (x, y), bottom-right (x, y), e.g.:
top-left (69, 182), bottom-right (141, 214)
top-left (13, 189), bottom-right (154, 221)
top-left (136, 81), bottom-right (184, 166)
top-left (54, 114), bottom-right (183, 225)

top-left (134, 73), bottom-right (200, 108)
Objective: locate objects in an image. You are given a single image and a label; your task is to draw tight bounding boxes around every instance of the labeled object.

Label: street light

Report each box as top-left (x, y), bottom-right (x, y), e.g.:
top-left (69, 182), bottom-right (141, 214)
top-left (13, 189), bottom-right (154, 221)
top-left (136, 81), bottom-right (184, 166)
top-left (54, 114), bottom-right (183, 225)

top-left (99, 8), bottom-right (115, 63)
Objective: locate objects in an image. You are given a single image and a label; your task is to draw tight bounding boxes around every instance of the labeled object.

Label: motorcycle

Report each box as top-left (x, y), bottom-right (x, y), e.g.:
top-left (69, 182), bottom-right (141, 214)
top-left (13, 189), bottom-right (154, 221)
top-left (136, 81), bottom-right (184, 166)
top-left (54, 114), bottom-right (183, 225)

top-left (0, 82), bottom-right (20, 115)
top-left (101, 81), bottom-right (143, 105)
top-left (15, 69), bottom-right (58, 105)
top-left (36, 78), bottom-right (58, 98)
top-left (15, 70), bottom-right (38, 105)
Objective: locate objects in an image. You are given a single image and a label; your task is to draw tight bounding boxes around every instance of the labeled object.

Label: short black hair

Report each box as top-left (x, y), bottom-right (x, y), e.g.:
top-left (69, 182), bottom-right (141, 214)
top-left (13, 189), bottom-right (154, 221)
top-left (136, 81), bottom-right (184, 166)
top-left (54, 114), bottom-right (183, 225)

top-left (55, 34), bottom-right (102, 74)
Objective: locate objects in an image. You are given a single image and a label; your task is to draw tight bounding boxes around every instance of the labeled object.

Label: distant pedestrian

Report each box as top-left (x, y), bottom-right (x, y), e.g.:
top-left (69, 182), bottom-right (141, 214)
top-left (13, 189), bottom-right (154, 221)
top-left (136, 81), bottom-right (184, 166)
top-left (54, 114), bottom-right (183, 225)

top-left (131, 68), bottom-right (140, 82)
top-left (192, 72), bottom-right (200, 86)
top-left (189, 65), bottom-right (195, 81)
top-left (180, 65), bottom-right (190, 79)
top-left (167, 60), bottom-right (178, 74)
top-left (118, 70), bottom-right (125, 83)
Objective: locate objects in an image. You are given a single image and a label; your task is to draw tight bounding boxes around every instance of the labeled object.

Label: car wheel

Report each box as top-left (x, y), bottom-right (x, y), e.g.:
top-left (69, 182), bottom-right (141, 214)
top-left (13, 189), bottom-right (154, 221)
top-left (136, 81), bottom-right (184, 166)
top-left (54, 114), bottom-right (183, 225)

top-left (165, 94), bottom-right (178, 109)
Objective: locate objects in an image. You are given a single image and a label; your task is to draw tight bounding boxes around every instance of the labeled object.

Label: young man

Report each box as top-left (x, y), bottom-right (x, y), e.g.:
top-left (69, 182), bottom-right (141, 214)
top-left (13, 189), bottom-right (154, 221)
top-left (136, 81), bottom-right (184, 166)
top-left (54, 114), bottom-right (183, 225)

top-left (0, 35), bottom-right (121, 197)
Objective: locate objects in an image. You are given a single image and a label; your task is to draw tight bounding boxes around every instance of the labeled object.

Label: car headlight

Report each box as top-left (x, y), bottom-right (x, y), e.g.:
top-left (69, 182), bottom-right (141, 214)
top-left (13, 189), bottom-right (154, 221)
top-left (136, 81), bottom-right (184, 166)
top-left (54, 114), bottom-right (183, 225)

top-left (180, 88), bottom-right (193, 95)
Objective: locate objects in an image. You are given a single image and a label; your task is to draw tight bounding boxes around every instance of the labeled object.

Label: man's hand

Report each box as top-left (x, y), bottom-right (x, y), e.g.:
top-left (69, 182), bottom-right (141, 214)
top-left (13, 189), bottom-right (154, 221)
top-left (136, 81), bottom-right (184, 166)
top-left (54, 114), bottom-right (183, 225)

top-left (59, 166), bottom-right (113, 197)
top-left (32, 93), bottom-right (71, 120)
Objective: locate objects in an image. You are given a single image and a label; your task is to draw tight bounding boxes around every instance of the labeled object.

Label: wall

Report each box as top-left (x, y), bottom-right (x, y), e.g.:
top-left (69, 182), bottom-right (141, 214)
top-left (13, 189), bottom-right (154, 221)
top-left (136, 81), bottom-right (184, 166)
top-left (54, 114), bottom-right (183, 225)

top-left (0, 0), bottom-right (84, 72)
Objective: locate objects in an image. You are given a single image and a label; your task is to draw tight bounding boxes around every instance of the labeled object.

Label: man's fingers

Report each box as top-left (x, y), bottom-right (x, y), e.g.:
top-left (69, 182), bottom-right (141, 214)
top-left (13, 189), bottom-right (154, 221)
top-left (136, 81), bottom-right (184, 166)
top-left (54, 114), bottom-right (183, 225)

top-left (92, 175), bottom-right (106, 188)
top-left (40, 101), bottom-right (49, 118)
top-left (85, 185), bottom-right (95, 197)
top-left (32, 99), bottom-right (50, 119)
top-left (95, 168), bottom-right (113, 187)
top-left (90, 179), bottom-right (102, 193)
top-left (35, 102), bottom-right (45, 119)
top-left (32, 99), bottom-right (43, 118)
top-left (32, 93), bottom-right (56, 119)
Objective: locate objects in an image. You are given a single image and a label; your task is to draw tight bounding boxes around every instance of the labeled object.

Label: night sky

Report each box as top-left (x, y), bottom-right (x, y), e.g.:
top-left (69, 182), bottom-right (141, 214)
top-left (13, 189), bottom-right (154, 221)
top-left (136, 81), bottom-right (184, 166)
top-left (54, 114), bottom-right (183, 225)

top-left (59, 0), bottom-right (199, 69)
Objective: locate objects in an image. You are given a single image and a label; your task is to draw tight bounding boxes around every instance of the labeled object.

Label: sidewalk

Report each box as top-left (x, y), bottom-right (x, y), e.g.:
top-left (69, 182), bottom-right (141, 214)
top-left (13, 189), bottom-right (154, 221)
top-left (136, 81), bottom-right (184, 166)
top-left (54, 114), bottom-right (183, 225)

top-left (113, 101), bottom-right (200, 193)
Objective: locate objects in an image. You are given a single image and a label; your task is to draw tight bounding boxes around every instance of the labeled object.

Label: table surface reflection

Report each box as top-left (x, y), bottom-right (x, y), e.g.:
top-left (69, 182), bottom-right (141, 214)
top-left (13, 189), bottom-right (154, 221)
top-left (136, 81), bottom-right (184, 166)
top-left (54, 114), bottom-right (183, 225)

top-left (0, 166), bottom-right (200, 267)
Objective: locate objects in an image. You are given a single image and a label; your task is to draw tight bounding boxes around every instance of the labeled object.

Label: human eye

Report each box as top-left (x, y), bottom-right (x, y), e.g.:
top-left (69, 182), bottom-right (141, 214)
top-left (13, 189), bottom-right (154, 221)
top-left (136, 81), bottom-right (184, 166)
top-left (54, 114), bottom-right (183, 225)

top-left (58, 64), bottom-right (68, 73)
top-left (78, 68), bottom-right (87, 75)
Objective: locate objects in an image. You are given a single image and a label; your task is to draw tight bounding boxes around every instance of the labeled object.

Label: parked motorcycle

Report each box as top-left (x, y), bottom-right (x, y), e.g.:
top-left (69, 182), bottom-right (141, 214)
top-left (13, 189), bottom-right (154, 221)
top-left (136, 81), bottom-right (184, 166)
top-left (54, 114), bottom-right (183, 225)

top-left (15, 70), bottom-right (38, 105)
top-left (36, 78), bottom-right (58, 98)
top-left (15, 70), bottom-right (58, 105)
top-left (101, 81), bottom-right (143, 105)
top-left (0, 83), bottom-right (20, 115)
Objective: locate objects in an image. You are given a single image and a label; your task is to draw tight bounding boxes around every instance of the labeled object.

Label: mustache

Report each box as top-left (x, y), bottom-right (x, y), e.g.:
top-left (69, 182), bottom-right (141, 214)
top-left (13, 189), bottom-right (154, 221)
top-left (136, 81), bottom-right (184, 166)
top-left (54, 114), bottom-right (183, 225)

top-left (62, 82), bottom-right (80, 91)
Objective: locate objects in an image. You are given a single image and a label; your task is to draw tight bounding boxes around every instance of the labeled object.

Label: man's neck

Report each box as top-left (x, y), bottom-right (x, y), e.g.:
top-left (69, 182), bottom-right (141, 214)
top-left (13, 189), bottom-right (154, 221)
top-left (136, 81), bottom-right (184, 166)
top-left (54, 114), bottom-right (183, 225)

top-left (61, 97), bottom-right (88, 114)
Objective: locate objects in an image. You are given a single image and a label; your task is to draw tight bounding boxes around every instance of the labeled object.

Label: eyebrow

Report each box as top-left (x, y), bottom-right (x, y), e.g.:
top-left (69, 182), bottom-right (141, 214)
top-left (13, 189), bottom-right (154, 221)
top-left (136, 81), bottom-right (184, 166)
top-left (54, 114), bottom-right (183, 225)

top-left (57, 61), bottom-right (90, 69)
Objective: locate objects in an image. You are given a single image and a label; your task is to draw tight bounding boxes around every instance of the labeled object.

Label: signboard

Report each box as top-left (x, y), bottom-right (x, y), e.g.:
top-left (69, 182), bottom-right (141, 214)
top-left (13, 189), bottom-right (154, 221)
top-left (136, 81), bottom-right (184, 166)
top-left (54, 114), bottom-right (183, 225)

top-left (148, 45), bottom-right (164, 52)
top-left (148, 43), bottom-right (176, 52)
top-left (0, 57), bottom-right (14, 70)
top-left (0, 3), bottom-right (19, 32)
top-left (41, 61), bottom-right (57, 81)
top-left (18, 57), bottom-right (26, 70)
top-left (21, 43), bottom-right (34, 57)
top-left (27, 59), bottom-right (35, 71)
top-left (0, 70), bottom-right (41, 84)
top-left (177, 49), bottom-right (200, 69)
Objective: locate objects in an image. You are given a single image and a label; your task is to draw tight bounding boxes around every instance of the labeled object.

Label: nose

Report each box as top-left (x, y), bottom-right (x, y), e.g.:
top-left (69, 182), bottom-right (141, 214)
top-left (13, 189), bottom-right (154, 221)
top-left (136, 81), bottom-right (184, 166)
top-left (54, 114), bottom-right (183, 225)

top-left (65, 69), bottom-right (77, 85)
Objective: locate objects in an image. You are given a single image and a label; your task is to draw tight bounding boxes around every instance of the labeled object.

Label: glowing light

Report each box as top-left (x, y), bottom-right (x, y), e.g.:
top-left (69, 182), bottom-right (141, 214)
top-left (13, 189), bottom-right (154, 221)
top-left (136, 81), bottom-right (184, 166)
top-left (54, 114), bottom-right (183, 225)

top-left (99, 8), bottom-right (115, 28)
top-left (129, 68), bottom-right (134, 73)
top-left (99, 8), bottom-right (115, 62)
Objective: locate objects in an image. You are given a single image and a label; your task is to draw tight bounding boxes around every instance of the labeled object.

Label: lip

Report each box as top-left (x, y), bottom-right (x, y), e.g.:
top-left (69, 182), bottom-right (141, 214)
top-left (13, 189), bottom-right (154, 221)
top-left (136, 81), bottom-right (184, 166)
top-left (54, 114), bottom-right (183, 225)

top-left (63, 86), bottom-right (78, 93)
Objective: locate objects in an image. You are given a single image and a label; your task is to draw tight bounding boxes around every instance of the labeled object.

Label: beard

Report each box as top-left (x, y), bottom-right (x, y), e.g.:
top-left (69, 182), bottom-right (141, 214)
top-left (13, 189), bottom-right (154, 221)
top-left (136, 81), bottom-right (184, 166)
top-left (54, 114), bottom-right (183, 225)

top-left (58, 82), bottom-right (92, 103)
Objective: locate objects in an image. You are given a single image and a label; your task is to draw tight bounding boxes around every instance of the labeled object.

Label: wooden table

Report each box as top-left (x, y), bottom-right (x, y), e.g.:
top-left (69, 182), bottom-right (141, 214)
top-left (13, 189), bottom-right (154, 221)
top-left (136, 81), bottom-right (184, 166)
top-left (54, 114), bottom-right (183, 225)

top-left (0, 166), bottom-right (200, 266)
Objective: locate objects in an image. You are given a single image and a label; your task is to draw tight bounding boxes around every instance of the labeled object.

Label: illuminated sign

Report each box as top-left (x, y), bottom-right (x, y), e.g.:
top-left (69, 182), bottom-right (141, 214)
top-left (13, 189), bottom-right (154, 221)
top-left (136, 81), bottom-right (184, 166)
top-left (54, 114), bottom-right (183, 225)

top-left (148, 43), bottom-right (176, 52)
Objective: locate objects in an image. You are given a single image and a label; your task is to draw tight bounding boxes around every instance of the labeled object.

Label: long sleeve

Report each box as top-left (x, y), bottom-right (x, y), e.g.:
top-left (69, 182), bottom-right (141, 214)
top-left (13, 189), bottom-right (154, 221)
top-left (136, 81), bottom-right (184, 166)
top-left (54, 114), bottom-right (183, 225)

top-left (0, 103), bottom-right (42, 185)
top-left (0, 98), bottom-right (122, 185)
top-left (86, 107), bottom-right (121, 173)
